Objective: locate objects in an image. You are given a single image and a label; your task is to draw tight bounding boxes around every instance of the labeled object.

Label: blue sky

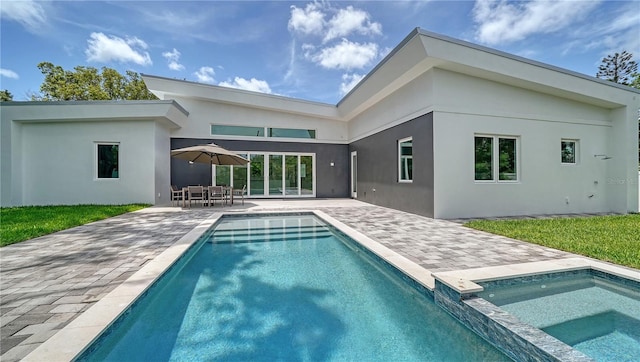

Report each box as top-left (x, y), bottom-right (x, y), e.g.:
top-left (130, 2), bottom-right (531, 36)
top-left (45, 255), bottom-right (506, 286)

top-left (1, 1), bottom-right (639, 103)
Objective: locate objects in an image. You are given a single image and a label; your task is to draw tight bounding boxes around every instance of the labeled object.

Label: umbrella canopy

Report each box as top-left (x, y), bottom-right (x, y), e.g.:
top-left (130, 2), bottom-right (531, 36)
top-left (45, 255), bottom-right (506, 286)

top-left (171, 143), bottom-right (250, 165)
top-left (171, 143), bottom-right (250, 185)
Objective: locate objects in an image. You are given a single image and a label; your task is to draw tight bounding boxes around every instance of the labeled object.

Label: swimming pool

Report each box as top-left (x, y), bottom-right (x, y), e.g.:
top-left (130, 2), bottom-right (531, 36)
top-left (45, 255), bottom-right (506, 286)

top-left (478, 270), bottom-right (640, 361)
top-left (77, 214), bottom-right (508, 361)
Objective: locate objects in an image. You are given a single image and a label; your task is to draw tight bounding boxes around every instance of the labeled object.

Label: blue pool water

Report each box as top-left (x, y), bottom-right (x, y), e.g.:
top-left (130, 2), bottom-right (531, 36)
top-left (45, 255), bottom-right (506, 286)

top-left (80, 215), bottom-right (508, 361)
top-left (479, 272), bottom-right (640, 361)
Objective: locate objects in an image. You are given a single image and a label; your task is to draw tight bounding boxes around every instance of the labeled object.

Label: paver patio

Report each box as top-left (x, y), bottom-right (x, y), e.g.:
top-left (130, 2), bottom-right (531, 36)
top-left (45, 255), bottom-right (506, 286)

top-left (0, 199), bottom-right (595, 361)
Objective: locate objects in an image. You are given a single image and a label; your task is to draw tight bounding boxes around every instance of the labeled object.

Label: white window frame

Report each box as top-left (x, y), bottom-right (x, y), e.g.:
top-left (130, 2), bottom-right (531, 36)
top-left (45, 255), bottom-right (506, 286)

top-left (213, 151), bottom-right (316, 198)
top-left (210, 124), bottom-right (317, 140)
top-left (474, 134), bottom-right (520, 183)
top-left (398, 137), bottom-right (413, 183)
top-left (561, 139), bottom-right (579, 165)
top-left (95, 142), bottom-right (120, 180)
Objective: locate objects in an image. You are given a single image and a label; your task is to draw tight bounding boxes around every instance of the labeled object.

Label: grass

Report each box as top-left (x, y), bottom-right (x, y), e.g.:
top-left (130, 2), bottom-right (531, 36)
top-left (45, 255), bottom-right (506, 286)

top-left (465, 214), bottom-right (640, 269)
top-left (0, 204), bottom-right (149, 247)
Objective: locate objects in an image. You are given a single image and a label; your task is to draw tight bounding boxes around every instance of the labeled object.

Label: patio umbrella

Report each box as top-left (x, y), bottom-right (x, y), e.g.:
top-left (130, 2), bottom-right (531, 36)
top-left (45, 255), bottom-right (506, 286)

top-left (171, 143), bottom-right (250, 186)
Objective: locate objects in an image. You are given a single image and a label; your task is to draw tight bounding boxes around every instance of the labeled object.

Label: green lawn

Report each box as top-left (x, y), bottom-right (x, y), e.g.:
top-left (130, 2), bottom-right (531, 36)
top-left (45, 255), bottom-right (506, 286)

top-left (465, 214), bottom-right (640, 269)
top-left (0, 204), bottom-right (149, 247)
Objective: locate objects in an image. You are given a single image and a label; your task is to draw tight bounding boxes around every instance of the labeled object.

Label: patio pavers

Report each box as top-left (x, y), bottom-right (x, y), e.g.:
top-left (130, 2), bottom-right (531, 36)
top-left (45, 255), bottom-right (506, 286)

top-left (0, 200), bottom-right (590, 361)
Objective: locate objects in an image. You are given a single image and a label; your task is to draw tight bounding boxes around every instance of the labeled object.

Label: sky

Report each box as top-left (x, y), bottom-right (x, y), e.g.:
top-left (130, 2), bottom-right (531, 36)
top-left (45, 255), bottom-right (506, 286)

top-left (1, 0), bottom-right (639, 103)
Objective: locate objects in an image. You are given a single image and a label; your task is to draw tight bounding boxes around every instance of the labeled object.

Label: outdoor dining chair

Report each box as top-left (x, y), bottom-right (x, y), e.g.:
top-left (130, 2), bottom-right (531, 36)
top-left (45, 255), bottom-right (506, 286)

top-left (232, 185), bottom-right (247, 205)
top-left (187, 186), bottom-right (205, 208)
top-left (208, 186), bottom-right (225, 207)
top-left (170, 185), bottom-right (184, 207)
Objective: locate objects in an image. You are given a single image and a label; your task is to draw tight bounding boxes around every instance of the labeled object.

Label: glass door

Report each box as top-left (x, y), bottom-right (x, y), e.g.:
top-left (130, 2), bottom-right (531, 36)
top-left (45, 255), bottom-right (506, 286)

top-left (285, 155), bottom-right (299, 195)
top-left (232, 154), bottom-right (248, 190)
top-left (217, 152), bottom-right (314, 198)
top-left (300, 156), bottom-right (313, 196)
top-left (250, 154), bottom-right (264, 196)
top-left (268, 155), bottom-right (283, 196)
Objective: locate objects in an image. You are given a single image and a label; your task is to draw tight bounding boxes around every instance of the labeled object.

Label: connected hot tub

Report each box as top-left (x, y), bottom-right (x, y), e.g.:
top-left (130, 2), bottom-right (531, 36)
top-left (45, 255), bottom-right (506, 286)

top-left (478, 269), bottom-right (640, 361)
top-left (432, 259), bottom-right (640, 362)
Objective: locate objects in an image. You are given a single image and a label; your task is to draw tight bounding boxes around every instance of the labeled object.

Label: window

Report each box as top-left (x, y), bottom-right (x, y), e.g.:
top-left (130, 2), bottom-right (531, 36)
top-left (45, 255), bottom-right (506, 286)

top-left (474, 135), bottom-right (518, 182)
top-left (561, 139), bottom-right (578, 164)
top-left (97, 143), bottom-right (119, 179)
top-left (211, 125), bottom-right (317, 139)
top-left (398, 137), bottom-right (413, 182)
top-left (268, 127), bottom-right (316, 139)
top-left (211, 125), bottom-right (264, 137)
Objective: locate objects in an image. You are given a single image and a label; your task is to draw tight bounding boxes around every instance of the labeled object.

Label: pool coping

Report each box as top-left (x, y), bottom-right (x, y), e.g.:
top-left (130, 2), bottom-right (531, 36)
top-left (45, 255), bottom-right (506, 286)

top-left (432, 257), bottom-right (640, 295)
top-left (22, 210), bottom-right (437, 361)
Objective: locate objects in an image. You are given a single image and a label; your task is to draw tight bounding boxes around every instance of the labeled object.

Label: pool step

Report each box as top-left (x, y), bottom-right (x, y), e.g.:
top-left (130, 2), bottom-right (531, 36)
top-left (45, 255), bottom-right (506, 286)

top-left (210, 225), bottom-right (333, 244)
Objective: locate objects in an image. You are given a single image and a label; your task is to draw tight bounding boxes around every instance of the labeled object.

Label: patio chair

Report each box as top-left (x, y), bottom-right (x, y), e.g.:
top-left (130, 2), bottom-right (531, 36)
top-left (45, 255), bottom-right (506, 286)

top-left (170, 185), bottom-right (184, 207)
top-left (232, 184), bottom-right (247, 205)
top-left (208, 186), bottom-right (224, 207)
top-left (187, 186), bottom-right (205, 208)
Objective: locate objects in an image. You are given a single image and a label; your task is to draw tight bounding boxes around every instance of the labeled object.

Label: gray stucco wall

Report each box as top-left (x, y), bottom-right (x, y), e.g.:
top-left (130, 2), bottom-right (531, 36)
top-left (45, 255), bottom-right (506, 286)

top-left (349, 113), bottom-right (434, 217)
top-left (170, 138), bottom-right (349, 198)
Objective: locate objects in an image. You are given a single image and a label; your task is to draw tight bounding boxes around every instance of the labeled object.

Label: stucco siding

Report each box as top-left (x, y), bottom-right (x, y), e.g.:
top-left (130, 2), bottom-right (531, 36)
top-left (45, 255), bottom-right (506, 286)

top-left (168, 97), bottom-right (348, 143)
top-left (19, 120), bottom-right (156, 205)
top-left (349, 113), bottom-right (434, 217)
top-left (154, 123), bottom-right (172, 205)
top-left (171, 138), bottom-right (349, 198)
top-left (433, 112), bottom-right (613, 219)
top-left (431, 68), bottom-right (612, 122)
top-left (348, 71), bottom-right (433, 142)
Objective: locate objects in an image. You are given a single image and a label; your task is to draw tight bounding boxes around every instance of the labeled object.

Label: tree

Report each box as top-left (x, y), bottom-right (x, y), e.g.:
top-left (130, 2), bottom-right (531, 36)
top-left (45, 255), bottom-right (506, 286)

top-left (36, 62), bottom-right (157, 101)
top-left (0, 89), bottom-right (13, 101)
top-left (596, 51), bottom-right (638, 85)
top-left (631, 72), bottom-right (640, 89)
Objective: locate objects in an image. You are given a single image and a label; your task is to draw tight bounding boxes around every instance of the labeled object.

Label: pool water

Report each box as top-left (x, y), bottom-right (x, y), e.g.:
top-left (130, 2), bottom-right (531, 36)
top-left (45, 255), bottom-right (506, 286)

top-left (80, 215), bottom-right (508, 361)
top-left (479, 273), bottom-right (640, 361)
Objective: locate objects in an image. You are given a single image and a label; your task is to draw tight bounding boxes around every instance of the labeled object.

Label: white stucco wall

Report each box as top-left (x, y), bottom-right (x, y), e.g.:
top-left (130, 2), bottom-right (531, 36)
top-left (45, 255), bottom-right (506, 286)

top-left (430, 69), bottom-right (629, 218)
top-left (348, 71), bottom-right (433, 142)
top-left (18, 120), bottom-right (157, 205)
top-left (168, 97), bottom-right (348, 143)
top-left (154, 123), bottom-right (172, 205)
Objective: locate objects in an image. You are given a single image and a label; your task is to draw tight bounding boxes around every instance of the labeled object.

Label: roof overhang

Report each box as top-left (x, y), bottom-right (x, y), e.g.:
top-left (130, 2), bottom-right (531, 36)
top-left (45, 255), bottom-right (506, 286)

top-left (3, 100), bottom-right (189, 129)
top-left (142, 74), bottom-right (340, 120)
top-left (337, 28), bottom-right (639, 120)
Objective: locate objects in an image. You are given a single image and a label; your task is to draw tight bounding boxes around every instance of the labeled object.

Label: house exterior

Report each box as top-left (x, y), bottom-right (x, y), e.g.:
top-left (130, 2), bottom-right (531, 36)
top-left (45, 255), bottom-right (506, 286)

top-left (2, 28), bottom-right (638, 219)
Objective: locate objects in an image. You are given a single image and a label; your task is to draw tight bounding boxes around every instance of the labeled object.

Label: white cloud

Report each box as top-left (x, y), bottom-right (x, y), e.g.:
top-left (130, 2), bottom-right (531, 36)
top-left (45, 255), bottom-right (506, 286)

top-left (194, 66), bottom-right (215, 83)
top-left (219, 77), bottom-right (272, 94)
top-left (0, 0), bottom-right (46, 33)
top-left (324, 6), bottom-right (382, 43)
top-left (288, 2), bottom-right (382, 43)
top-left (162, 48), bottom-right (185, 71)
top-left (0, 68), bottom-right (19, 79)
top-left (288, 2), bottom-right (325, 35)
top-left (473, 0), bottom-right (599, 45)
top-left (340, 73), bottom-right (364, 95)
top-left (311, 39), bottom-right (378, 70)
top-left (85, 32), bottom-right (152, 65)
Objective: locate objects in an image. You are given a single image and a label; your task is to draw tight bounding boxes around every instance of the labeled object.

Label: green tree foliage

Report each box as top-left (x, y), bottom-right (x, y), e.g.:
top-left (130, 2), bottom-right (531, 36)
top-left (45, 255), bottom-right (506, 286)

top-left (631, 73), bottom-right (640, 90)
top-left (0, 89), bottom-right (13, 101)
top-left (36, 62), bottom-right (157, 101)
top-left (596, 53), bottom-right (640, 167)
top-left (596, 51), bottom-right (638, 85)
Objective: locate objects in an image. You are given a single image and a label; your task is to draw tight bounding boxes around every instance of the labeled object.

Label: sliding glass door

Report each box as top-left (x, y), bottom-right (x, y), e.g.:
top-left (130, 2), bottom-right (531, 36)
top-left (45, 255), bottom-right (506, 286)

top-left (213, 152), bottom-right (315, 198)
top-left (249, 154), bottom-right (264, 196)
top-left (268, 155), bottom-right (283, 196)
